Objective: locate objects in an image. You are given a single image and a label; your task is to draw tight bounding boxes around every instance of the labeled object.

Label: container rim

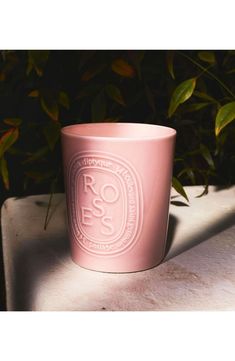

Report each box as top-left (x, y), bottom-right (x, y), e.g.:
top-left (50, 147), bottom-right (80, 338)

top-left (61, 122), bottom-right (177, 141)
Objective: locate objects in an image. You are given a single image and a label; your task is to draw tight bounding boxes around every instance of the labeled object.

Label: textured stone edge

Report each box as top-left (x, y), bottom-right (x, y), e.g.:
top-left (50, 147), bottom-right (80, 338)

top-left (1, 198), bottom-right (17, 311)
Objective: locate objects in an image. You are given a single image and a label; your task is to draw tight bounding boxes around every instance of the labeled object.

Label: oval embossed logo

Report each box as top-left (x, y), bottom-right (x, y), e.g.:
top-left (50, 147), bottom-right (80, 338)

top-left (67, 151), bottom-right (143, 256)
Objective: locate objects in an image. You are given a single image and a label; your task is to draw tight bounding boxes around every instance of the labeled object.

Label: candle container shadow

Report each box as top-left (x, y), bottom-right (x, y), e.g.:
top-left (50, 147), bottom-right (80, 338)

top-left (163, 210), bottom-right (235, 262)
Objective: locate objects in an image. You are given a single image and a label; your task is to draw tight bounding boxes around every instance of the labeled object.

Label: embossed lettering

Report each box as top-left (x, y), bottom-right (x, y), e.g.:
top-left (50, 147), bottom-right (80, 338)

top-left (81, 206), bottom-right (93, 226)
top-left (83, 174), bottom-right (98, 195)
top-left (100, 183), bottom-right (119, 203)
top-left (101, 215), bottom-right (114, 235)
top-left (68, 152), bottom-right (143, 256)
top-left (92, 197), bottom-right (105, 217)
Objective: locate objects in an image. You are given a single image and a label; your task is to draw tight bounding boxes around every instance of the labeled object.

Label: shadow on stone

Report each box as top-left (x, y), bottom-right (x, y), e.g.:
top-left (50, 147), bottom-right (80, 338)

top-left (164, 214), bottom-right (179, 258)
top-left (164, 210), bottom-right (235, 262)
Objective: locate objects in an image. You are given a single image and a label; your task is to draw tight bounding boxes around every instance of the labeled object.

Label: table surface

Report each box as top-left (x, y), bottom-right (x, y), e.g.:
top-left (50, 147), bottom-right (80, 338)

top-left (1, 185), bottom-right (235, 311)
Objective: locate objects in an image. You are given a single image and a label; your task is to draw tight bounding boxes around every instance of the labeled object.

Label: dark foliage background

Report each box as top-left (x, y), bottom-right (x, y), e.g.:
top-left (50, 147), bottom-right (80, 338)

top-left (1, 49), bottom-right (235, 310)
top-left (1, 50), bottom-right (235, 204)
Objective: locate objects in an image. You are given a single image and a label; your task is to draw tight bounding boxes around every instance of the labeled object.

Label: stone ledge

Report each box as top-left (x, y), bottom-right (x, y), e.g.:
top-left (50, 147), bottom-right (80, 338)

top-left (1, 185), bottom-right (235, 311)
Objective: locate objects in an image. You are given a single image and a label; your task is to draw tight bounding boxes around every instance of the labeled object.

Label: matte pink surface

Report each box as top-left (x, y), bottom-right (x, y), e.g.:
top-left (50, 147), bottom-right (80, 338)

top-left (61, 123), bottom-right (176, 272)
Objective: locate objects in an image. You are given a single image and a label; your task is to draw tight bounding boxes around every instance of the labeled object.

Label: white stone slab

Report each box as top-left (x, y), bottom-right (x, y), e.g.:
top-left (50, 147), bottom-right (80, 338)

top-left (1, 186), bottom-right (235, 311)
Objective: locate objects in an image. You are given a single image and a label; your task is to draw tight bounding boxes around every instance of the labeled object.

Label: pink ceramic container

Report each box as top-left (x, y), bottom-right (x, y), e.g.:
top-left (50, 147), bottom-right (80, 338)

top-left (61, 123), bottom-right (176, 273)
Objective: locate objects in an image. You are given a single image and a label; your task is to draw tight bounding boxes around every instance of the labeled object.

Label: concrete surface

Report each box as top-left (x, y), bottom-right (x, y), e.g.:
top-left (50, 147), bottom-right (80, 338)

top-left (1, 185), bottom-right (235, 311)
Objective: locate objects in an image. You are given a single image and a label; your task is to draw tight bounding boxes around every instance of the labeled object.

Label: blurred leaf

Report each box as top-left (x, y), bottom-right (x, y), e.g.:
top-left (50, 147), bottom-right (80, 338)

top-left (40, 96), bottom-right (59, 121)
top-left (128, 50), bottom-right (145, 65)
top-left (226, 68), bottom-right (235, 74)
top-left (215, 101), bottom-right (235, 136)
top-left (180, 102), bottom-right (210, 113)
top-left (215, 131), bottom-right (227, 155)
top-left (199, 144), bottom-right (215, 169)
top-left (172, 176), bottom-right (189, 202)
top-left (174, 157), bottom-right (184, 162)
top-left (128, 50), bottom-right (145, 79)
top-left (0, 128), bottom-right (19, 158)
top-left (43, 122), bottom-right (61, 150)
top-left (168, 78), bottom-right (196, 117)
top-left (198, 51), bottom-right (216, 64)
top-left (145, 84), bottom-right (156, 113)
top-left (0, 72), bottom-right (5, 81)
top-left (28, 90), bottom-right (39, 97)
top-left (177, 167), bottom-right (196, 184)
top-left (166, 51), bottom-right (175, 79)
top-left (7, 146), bottom-right (26, 156)
top-left (81, 63), bottom-right (106, 81)
top-left (0, 156), bottom-right (9, 190)
top-left (0, 52), bottom-right (18, 79)
top-left (59, 91), bottom-right (70, 109)
top-left (78, 50), bottom-right (96, 71)
top-left (28, 50), bottom-right (50, 77)
top-left (194, 90), bottom-right (218, 103)
top-left (26, 61), bottom-right (33, 76)
top-left (25, 170), bottom-right (55, 183)
top-left (105, 84), bottom-right (125, 106)
top-left (76, 84), bottom-right (102, 99)
top-left (128, 90), bottom-right (144, 107)
top-left (92, 91), bottom-right (106, 121)
top-left (111, 58), bottom-right (135, 78)
top-left (23, 146), bottom-right (49, 164)
top-left (3, 118), bottom-right (22, 127)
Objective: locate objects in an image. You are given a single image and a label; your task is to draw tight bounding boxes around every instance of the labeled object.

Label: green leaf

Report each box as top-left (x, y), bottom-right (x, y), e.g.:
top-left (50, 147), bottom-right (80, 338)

top-left (3, 118), bottom-right (22, 127)
top-left (172, 177), bottom-right (189, 202)
top-left (199, 144), bottom-right (215, 169)
top-left (92, 91), bottom-right (106, 122)
top-left (0, 128), bottom-right (19, 158)
top-left (0, 156), bottom-right (9, 190)
top-left (40, 96), bottom-right (59, 121)
top-left (193, 90), bottom-right (218, 104)
top-left (59, 91), bottom-right (70, 109)
top-left (180, 102), bottom-right (210, 113)
top-left (111, 58), bottom-right (135, 78)
top-left (28, 50), bottom-right (50, 77)
top-left (215, 101), bottom-right (235, 136)
top-left (168, 78), bottom-right (196, 117)
top-left (43, 122), bottom-right (61, 150)
top-left (105, 84), bottom-right (125, 106)
top-left (196, 184), bottom-right (209, 198)
top-left (166, 51), bottom-right (175, 79)
top-left (177, 167), bottom-right (196, 185)
top-left (198, 51), bottom-right (216, 64)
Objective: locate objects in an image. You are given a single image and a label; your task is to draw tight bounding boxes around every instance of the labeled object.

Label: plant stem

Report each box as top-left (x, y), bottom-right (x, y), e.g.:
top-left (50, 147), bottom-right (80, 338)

top-left (44, 183), bottom-right (54, 230)
top-left (196, 64), bottom-right (214, 79)
top-left (177, 51), bottom-right (235, 100)
top-left (43, 167), bottom-right (61, 230)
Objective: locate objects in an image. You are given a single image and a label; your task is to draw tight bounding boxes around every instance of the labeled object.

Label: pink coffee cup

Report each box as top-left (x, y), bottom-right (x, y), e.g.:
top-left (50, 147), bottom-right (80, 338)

top-left (61, 122), bottom-right (176, 273)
